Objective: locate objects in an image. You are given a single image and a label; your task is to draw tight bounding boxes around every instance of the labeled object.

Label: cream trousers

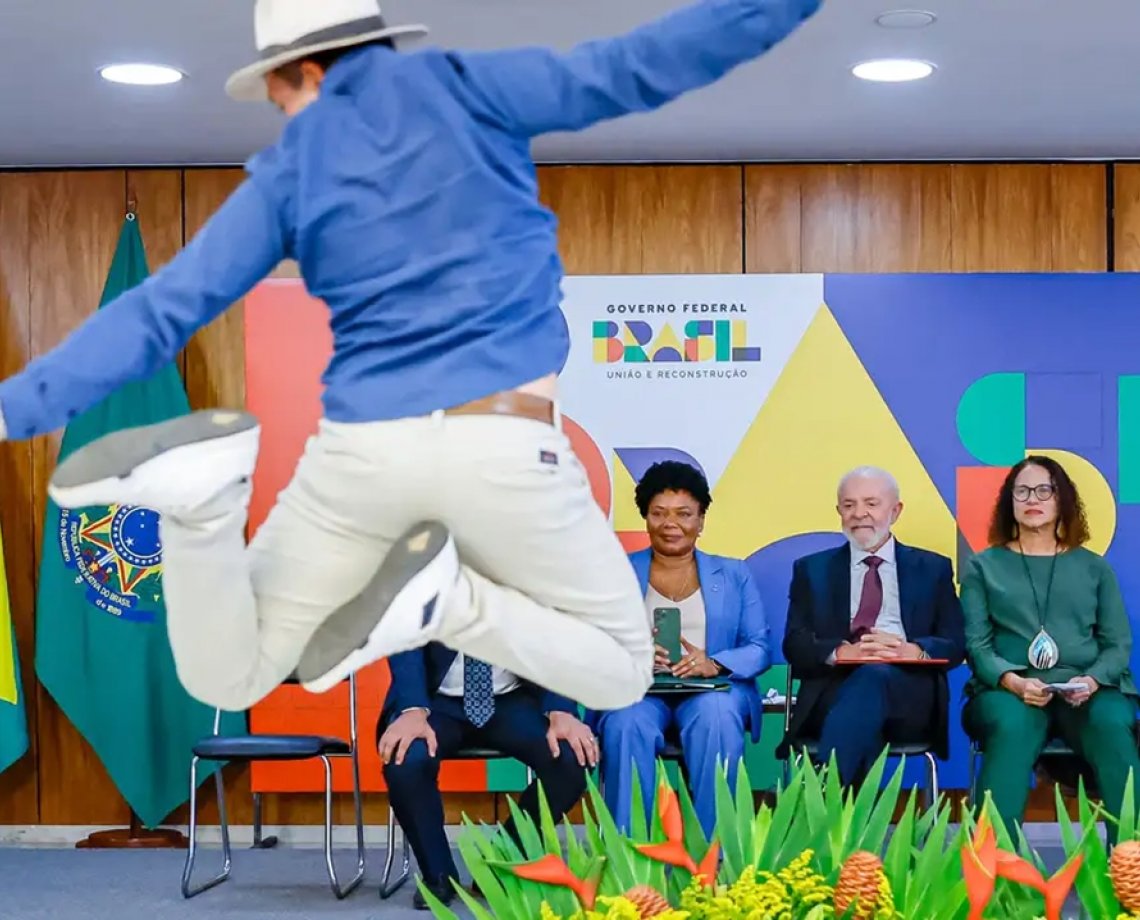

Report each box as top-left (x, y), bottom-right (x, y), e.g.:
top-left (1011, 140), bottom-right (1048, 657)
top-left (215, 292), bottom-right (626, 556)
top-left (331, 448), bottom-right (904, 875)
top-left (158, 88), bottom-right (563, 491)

top-left (157, 411), bottom-right (655, 712)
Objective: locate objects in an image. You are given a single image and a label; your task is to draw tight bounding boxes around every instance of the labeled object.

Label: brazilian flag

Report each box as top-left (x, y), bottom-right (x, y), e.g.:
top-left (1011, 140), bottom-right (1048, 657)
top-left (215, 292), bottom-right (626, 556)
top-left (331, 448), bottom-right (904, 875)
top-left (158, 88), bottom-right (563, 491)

top-left (33, 213), bottom-right (244, 827)
top-left (0, 521), bottom-right (27, 777)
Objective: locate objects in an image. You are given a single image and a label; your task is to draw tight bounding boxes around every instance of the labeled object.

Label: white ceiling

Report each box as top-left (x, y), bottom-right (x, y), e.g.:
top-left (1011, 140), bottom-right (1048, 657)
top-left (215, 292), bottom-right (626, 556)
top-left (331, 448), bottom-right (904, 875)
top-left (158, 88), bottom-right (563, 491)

top-left (2, 0), bottom-right (1138, 167)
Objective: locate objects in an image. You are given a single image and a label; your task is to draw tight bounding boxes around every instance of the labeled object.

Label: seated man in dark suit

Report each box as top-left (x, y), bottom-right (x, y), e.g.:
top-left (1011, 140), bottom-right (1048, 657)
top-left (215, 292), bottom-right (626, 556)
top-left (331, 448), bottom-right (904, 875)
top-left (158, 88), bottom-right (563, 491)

top-left (379, 643), bottom-right (595, 909)
top-left (777, 466), bottom-right (965, 785)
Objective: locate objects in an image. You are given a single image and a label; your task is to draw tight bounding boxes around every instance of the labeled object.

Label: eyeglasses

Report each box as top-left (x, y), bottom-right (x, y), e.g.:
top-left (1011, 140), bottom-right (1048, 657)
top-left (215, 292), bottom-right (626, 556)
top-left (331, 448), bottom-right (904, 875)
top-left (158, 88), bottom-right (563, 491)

top-left (1013, 484), bottom-right (1056, 502)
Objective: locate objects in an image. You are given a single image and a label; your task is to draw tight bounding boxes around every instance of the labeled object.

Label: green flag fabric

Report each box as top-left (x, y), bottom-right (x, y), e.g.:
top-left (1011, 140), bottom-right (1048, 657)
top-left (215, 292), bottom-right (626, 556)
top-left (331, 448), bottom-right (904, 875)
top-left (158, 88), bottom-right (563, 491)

top-left (34, 214), bottom-right (245, 827)
top-left (0, 522), bottom-right (28, 776)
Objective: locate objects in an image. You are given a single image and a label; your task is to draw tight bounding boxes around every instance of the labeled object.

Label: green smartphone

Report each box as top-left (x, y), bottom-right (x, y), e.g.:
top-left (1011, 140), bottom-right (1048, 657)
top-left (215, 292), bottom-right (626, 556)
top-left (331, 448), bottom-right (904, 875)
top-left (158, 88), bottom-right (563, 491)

top-left (653, 606), bottom-right (682, 664)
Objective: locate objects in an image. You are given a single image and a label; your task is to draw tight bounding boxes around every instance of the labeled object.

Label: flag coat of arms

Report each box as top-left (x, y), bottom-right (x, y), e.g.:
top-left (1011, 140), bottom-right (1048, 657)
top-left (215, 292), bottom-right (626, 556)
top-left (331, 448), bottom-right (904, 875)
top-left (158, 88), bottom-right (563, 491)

top-left (34, 214), bottom-right (245, 827)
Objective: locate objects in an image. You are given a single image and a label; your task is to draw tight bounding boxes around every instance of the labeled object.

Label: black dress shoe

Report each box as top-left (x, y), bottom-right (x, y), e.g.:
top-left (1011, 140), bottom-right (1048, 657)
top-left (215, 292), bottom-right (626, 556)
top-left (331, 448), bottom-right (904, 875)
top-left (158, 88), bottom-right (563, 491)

top-left (414, 878), bottom-right (456, 911)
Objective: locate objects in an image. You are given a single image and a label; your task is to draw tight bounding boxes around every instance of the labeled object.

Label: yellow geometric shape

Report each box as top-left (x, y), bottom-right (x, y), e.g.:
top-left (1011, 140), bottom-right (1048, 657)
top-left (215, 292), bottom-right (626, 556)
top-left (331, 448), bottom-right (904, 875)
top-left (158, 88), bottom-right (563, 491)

top-left (701, 304), bottom-right (959, 570)
top-left (612, 454), bottom-right (644, 533)
top-left (0, 524), bottom-right (16, 707)
top-left (1027, 448), bottom-right (1116, 555)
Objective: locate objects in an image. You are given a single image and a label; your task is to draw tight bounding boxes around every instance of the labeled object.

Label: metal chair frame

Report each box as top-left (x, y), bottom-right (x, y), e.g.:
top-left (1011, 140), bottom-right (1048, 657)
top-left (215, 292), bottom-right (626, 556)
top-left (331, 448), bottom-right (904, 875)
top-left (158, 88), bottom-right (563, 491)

top-left (781, 669), bottom-right (940, 807)
top-left (181, 675), bottom-right (365, 900)
top-left (379, 747), bottom-right (534, 899)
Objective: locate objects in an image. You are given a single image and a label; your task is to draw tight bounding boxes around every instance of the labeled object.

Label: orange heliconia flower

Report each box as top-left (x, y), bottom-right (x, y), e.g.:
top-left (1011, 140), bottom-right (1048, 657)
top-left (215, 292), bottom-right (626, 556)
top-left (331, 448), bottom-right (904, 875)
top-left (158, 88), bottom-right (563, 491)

top-left (634, 782), bottom-right (719, 888)
top-left (961, 812), bottom-right (1083, 920)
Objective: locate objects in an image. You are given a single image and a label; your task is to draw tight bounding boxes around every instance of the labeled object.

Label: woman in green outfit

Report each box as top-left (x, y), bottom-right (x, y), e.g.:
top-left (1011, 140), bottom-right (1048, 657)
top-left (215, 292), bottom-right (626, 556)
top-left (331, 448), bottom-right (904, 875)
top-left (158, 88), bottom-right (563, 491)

top-left (961, 454), bottom-right (1140, 834)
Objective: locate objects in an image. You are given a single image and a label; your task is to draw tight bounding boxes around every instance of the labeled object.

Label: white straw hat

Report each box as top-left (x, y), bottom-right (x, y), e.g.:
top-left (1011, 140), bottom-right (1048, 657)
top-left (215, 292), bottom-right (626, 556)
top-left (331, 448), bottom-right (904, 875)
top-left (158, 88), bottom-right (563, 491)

top-left (225, 0), bottom-right (427, 102)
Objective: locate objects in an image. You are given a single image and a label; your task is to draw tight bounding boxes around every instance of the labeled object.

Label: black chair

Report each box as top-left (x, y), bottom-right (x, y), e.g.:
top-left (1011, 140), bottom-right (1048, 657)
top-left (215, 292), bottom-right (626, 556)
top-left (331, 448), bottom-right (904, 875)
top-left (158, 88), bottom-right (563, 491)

top-left (180, 674), bottom-right (365, 900)
top-left (782, 669), bottom-right (940, 805)
top-left (379, 747), bottom-right (534, 899)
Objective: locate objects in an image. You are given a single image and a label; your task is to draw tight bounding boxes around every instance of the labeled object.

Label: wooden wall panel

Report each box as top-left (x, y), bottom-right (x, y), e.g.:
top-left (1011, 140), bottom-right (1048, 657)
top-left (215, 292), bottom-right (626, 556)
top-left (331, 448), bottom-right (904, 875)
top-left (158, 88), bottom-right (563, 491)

top-left (0, 175), bottom-right (37, 822)
top-left (746, 163), bottom-right (1105, 273)
top-left (28, 171), bottom-right (134, 824)
top-left (1114, 165), bottom-right (1140, 271)
top-left (540, 165), bottom-right (743, 274)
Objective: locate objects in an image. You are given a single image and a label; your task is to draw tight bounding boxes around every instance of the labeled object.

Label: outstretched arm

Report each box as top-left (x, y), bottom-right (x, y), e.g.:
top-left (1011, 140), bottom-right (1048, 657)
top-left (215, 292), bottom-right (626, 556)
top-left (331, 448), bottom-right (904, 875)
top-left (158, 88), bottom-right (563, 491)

top-left (444, 0), bottom-right (823, 137)
top-left (0, 178), bottom-right (287, 440)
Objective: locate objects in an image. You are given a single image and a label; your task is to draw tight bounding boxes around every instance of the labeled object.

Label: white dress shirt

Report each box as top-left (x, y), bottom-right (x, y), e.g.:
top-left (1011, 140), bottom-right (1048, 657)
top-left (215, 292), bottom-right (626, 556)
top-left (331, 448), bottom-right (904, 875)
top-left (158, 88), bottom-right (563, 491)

top-left (437, 654), bottom-right (519, 698)
top-left (827, 535), bottom-right (906, 665)
top-left (849, 536), bottom-right (906, 639)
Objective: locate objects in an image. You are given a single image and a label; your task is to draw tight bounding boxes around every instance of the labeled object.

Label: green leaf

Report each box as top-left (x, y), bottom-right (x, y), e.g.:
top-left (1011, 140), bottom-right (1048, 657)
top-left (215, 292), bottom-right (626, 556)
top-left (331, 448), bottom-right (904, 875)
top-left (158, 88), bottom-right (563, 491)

top-left (503, 794), bottom-right (546, 861)
top-left (843, 748), bottom-right (890, 854)
top-left (1062, 781), bottom-right (1121, 918)
top-left (851, 753), bottom-right (905, 855)
top-left (456, 832), bottom-right (524, 920)
top-left (715, 761), bottom-right (745, 878)
top-left (629, 764), bottom-right (649, 843)
top-left (882, 788), bottom-right (916, 908)
top-left (535, 778), bottom-right (563, 857)
top-left (583, 773), bottom-right (637, 887)
top-left (1120, 767), bottom-right (1137, 844)
top-left (733, 754), bottom-right (756, 860)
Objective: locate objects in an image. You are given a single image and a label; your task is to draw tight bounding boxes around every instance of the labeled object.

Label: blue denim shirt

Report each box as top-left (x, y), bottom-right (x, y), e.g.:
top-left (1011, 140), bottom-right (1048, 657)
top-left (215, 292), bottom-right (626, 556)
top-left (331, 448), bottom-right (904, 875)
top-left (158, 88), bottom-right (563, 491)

top-left (0, 0), bottom-right (820, 439)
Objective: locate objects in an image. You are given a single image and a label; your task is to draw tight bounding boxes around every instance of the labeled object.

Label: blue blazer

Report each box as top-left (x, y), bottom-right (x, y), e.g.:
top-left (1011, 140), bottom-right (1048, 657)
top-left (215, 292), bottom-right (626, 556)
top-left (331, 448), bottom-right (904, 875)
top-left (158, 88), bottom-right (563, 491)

top-left (377, 643), bottom-right (578, 741)
top-left (629, 548), bottom-right (770, 741)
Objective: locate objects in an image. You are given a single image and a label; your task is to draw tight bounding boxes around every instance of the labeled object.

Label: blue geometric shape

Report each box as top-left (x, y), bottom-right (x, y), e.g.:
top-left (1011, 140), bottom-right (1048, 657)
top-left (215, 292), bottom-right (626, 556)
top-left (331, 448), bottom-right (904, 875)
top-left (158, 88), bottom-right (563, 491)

top-left (614, 448), bottom-right (707, 485)
top-left (745, 531), bottom-right (845, 666)
top-left (1026, 372), bottom-right (1103, 450)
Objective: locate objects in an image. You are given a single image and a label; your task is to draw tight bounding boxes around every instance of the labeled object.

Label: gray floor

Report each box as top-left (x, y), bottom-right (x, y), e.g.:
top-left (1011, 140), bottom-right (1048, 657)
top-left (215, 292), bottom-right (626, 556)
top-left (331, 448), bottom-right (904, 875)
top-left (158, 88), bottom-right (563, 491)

top-left (0, 840), bottom-right (1085, 919)
top-left (0, 846), bottom-right (474, 920)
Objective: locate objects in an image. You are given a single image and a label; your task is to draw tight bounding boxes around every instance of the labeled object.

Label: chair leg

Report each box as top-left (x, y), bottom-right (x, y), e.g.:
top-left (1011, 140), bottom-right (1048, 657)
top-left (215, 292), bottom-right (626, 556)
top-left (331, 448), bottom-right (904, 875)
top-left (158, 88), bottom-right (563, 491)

top-left (322, 755), bottom-right (364, 899)
top-left (181, 759), bottom-right (232, 898)
top-left (379, 803), bottom-right (411, 899)
top-left (923, 752), bottom-right (940, 811)
top-left (251, 792), bottom-right (278, 849)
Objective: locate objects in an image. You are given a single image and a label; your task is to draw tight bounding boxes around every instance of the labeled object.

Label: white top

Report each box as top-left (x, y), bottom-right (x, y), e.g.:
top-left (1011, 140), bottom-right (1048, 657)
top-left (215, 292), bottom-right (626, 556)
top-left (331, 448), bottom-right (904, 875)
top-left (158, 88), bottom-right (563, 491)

top-left (849, 535), bottom-right (905, 639)
top-left (437, 654), bottom-right (519, 698)
top-left (645, 583), bottom-right (708, 648)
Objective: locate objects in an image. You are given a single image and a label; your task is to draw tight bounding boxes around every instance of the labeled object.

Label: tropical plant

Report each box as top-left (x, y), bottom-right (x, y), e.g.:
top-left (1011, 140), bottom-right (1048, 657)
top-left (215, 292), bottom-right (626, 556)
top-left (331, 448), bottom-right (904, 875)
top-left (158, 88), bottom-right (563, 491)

top-left (419, 751), bottom-right (1138, 920)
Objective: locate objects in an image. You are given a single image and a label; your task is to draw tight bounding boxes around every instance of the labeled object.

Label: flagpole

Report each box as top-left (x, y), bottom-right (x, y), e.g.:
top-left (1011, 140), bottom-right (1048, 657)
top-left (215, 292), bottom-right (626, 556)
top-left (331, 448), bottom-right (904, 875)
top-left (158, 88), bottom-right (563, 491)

top-left (70, 195), bottom-right (185, 851)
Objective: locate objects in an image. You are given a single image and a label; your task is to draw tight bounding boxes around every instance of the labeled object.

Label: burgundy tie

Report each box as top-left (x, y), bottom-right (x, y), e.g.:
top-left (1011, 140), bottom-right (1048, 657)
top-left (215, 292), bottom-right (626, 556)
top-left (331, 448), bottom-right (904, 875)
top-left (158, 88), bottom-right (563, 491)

top-left (850, 556), bottom-right (884, 639)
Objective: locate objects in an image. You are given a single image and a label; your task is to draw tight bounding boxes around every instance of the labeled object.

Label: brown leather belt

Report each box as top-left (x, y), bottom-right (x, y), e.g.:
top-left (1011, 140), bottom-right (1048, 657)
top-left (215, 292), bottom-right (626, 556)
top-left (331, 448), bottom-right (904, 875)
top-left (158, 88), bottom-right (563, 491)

top-left (443, 390), bottom-right (556, 425)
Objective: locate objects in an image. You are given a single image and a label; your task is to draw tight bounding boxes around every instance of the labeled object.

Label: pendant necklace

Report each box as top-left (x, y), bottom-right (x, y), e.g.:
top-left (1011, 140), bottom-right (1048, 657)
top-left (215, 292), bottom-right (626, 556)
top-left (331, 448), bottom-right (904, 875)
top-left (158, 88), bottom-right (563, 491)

top-left (1020, 539), bottom-right (1060, 670)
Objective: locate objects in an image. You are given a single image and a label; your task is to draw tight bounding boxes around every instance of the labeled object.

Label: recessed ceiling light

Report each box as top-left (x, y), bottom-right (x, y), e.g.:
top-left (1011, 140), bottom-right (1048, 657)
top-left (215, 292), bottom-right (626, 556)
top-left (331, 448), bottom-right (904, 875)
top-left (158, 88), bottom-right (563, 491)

top-left (99, 63), bottom-right (184, 86)
top-left (852, 59), bottom-right (935, 82)
top-left (875, 10), bottom-right (937, 29)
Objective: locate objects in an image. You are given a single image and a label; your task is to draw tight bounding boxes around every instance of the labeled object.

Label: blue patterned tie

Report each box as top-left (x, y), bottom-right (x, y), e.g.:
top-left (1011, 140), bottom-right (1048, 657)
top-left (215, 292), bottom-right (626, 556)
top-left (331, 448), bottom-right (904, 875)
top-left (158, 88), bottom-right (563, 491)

top-left (463, 656), bottom-right (495, 727)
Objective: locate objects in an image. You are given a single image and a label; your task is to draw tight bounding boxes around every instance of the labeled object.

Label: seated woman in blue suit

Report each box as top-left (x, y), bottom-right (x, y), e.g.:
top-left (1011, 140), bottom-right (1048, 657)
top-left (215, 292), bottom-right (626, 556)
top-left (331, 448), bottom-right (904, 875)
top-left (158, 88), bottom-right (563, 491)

top-left (596, 460), bottom-right (769, 836)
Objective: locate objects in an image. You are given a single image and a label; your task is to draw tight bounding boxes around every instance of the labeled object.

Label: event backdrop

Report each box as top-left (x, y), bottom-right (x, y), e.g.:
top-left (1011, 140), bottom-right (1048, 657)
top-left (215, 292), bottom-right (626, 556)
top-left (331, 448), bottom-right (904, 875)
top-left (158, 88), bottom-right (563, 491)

top-left (244, 272), bottom-right (1140, 794)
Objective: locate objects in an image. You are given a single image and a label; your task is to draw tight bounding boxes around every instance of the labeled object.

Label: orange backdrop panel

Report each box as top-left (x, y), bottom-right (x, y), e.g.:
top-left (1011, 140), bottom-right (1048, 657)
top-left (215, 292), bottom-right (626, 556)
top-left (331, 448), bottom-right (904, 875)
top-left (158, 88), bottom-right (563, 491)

top-left (243, 279), bottom-right (486, 793)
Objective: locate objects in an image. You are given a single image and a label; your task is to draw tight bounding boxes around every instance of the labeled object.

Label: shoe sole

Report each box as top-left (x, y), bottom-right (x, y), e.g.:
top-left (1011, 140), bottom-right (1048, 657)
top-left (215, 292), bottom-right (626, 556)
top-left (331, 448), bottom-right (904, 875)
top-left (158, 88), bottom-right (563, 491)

top-left (296, 521), bottom-right (457, 694)
top-left (48, 410), bottom-right (259, 508)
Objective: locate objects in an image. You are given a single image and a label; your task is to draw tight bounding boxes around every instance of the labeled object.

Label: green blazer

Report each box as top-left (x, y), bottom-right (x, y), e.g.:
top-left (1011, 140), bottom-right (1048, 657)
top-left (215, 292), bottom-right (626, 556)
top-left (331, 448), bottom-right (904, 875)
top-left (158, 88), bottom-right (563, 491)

top-left (960, 546), bottom-right (1137, 697)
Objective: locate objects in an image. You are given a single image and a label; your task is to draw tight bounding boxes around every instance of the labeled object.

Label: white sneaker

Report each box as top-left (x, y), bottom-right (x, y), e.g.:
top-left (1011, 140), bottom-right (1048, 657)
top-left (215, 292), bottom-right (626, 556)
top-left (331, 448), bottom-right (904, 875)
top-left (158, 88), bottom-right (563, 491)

top-left (296, 521), bottom-right (460, 694)
top-left (48, 410), bottom-right (260, 513)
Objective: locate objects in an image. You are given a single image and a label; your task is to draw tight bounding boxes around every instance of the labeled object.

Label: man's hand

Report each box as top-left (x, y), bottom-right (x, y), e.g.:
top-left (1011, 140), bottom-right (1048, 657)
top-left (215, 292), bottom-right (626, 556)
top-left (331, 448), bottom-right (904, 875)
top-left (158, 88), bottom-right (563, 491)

top-left (653, 644), bottom-right (673, 673)
top-left (547, 711), bottom-right (598, 768)
top-left (1000, 672), bottom-right (1053, 708)
top-left (856, 631), bottom-right (924, 660)
top-left (378, 709), bottom-right (437, 765)
top-left (1064, 675), bottom-right (1100, 707)
top-left (834, 641), bottom-right (863, 663)
top-left (671, 638), bottom-right (722, 679)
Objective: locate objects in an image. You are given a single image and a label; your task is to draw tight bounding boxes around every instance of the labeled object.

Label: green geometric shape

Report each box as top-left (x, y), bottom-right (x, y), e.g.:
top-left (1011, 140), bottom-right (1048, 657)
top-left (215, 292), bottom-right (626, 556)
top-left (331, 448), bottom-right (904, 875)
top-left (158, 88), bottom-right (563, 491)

top-left (956, 372), bottom-right (1026, 465)
top-left (486, 756), bottom-right (528, 793)
top-left (1120, 376), bottom-right (1140, 504)
top-left (624, 346), bottom-right (649, 363)
top-left (742, 664), bottom-right (790, 793)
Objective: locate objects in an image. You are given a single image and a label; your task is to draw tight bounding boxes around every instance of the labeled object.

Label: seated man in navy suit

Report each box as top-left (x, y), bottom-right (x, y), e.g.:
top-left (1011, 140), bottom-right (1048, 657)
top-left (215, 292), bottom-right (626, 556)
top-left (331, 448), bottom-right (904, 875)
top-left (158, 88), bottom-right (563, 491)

top-left (379, 644), bottom-right (594, 909)
top-left (778, 466), bottom-right (965, 786)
